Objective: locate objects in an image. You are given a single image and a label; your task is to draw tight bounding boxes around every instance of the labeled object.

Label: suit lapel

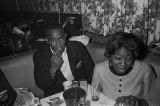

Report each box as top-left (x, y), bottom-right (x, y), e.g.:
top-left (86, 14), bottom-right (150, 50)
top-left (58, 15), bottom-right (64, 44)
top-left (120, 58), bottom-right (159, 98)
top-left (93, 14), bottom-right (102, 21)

top-left (66, 46), bottom-right (76, 79)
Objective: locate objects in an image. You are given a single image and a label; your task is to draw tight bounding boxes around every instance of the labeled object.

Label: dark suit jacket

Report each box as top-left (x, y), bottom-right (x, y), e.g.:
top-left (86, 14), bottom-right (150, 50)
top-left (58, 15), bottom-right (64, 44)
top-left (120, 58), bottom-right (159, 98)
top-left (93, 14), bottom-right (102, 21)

top-left (33, 41), bottom-right (94, 97)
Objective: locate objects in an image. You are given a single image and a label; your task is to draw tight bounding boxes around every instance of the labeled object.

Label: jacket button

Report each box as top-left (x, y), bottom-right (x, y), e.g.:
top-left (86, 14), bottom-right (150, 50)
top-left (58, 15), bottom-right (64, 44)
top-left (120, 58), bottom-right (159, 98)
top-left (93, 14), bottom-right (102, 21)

top-left (118, 90), bottom-right (121, 92)
top-left (119, 84), bottom-right (122, 87)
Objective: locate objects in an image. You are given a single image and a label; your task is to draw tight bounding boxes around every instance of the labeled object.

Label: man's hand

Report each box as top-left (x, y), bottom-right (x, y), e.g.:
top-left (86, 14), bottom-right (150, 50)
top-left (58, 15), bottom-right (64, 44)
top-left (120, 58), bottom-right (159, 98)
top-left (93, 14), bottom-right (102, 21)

top-left (114, 95), bottom-right (139, 106)
top-left (50, 52), bottom-right (63, 78)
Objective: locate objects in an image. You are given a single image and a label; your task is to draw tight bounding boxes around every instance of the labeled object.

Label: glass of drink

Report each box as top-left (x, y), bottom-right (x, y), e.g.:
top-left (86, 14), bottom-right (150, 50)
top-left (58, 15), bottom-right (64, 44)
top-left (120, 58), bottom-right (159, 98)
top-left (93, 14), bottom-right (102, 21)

top-left (90, 86), bottom-right (100, 101)
top-left (63, 88), bottom-right (86, 106)
top-left (80, 79), bottom-right (88, 94)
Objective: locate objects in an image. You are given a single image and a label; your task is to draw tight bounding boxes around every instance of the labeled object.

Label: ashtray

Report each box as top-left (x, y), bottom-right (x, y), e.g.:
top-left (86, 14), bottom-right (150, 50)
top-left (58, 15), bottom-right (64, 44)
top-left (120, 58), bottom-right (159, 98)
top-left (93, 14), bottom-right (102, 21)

top-left (47, 97), bottom-right (64, 106)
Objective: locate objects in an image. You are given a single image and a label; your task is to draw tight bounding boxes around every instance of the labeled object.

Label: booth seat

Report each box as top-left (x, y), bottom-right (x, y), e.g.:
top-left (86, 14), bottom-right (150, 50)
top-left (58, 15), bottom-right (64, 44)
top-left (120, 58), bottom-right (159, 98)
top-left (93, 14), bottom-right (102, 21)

top-left (0, 50), bottom-right (44, 98)
top-left (0, 41), bottom-right (160, 102)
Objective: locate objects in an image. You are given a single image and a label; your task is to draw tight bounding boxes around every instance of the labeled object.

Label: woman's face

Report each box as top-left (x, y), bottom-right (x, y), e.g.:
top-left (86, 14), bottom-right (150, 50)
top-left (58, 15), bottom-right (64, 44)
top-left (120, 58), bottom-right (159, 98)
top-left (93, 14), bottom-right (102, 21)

top-left (110, 48), bottom-right (134, 74)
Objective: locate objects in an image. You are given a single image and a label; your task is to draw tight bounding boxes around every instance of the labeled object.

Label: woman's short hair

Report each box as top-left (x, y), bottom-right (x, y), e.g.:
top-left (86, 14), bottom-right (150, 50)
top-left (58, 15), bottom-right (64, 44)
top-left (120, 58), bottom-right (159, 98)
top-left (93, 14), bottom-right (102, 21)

top-left (104, 32), bottom-right (144, 59)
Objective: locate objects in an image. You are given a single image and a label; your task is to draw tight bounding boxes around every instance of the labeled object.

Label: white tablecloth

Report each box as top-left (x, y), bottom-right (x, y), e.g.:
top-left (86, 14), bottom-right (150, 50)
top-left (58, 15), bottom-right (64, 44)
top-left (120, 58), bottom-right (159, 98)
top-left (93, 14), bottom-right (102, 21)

top-left (40, 85), bottom-right (115, 106)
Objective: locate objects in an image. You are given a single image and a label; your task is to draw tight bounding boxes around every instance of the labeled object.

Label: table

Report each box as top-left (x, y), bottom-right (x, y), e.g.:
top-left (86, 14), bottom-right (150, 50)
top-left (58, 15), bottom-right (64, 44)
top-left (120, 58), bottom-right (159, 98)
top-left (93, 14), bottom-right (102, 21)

top-left (40, 85), bottom-right (115, 106)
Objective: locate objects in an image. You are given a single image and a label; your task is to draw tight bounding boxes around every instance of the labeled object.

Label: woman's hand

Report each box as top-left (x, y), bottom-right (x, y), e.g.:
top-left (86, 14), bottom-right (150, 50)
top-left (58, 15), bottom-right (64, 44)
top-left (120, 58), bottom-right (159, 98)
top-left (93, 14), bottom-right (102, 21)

top-left (114, 95), bottom-right (139, 106)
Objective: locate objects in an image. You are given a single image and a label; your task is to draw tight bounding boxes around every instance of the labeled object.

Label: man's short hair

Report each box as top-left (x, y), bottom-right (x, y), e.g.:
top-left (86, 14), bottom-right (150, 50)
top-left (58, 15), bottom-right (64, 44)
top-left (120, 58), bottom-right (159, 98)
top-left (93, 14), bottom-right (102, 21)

top-left (45, 23), bottom-right (64, 37)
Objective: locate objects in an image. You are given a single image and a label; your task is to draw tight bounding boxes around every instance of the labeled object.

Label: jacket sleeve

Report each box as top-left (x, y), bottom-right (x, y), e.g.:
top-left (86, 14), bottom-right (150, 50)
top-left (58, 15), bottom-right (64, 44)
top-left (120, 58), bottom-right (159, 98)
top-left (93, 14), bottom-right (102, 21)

top-left (33, 51), bottom-right (55, 90)
top-left (79, 42), bottom-right (95, 84)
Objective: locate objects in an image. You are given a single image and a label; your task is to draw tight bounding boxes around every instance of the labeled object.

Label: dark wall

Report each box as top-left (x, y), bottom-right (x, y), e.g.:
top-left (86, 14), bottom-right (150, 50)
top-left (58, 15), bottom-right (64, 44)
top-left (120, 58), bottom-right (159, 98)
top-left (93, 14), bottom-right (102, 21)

top-left (0, 0), bottom-right (17, 12)
top-left (0, 12), bottom-right (82, 27)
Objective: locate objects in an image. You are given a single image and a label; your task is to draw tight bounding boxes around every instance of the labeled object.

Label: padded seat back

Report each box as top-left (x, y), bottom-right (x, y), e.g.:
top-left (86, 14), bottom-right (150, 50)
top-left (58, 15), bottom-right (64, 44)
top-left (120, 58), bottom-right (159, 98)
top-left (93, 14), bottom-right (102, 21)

top-left (87, 41), bottom-right (106, 64)
top-left (0, 51), bottom-right (44, 98)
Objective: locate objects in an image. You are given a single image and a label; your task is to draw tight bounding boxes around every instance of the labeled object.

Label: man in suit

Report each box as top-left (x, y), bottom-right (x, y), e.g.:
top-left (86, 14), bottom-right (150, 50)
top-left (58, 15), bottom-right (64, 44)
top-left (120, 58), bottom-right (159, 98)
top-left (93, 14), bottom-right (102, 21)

top-left (33, 24), bottom-right (94, 97)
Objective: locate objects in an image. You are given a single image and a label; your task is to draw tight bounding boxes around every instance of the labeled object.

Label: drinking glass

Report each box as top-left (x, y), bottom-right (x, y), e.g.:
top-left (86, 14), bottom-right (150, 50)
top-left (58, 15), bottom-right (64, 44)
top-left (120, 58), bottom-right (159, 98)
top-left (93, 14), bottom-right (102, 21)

top-left (63, 88), bottom-right (86, 106)
top-left (80, 79), bottom-right (88, 94)
top-left (90, 86), bottom-right (100, 101)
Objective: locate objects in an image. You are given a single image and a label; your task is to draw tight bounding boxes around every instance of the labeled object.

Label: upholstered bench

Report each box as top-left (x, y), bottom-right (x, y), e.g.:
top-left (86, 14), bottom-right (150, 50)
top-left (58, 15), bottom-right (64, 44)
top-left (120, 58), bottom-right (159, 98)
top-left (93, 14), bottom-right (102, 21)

top-left (0, 41), bottom-right (160, 105)
top-left (0, 50), bottom-right (44, 98)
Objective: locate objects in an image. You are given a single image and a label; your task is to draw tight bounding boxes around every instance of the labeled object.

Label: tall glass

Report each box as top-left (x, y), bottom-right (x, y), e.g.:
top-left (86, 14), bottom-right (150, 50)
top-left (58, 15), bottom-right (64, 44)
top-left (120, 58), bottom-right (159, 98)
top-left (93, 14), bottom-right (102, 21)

top-left (63, 88), bottom-right (86, 106)
top-left (90, 86), bottom-right (100, 101)
top-left (80, 79), bottom-right (88, 94)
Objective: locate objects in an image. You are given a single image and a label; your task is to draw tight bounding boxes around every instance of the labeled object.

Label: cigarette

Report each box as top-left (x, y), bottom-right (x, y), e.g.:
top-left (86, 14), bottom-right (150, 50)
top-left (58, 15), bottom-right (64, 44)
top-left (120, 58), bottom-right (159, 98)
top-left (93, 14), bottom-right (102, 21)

top-left (51, 48), bottom-right (59, 55)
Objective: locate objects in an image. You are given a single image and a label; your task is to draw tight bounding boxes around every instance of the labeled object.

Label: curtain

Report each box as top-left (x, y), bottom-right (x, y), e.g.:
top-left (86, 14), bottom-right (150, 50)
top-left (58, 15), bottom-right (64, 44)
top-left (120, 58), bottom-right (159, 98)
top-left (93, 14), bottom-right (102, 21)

top-left (17, 0), bottom-right (160, 45)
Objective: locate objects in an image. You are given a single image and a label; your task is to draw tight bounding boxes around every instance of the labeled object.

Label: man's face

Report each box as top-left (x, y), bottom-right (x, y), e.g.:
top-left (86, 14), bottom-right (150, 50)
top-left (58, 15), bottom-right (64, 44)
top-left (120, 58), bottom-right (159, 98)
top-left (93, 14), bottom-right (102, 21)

top-left (110, 48), bottom-right (134, 74)
top-left (46, 28), bottom-right (66, 54)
